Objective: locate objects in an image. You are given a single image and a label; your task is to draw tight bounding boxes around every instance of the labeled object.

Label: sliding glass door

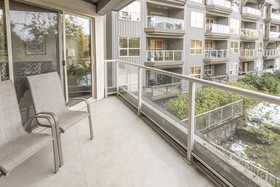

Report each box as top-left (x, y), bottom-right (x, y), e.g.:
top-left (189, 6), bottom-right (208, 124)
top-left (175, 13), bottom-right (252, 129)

top-left (9, 1), bottom-right (60, 122)
top-left (0, 0), bottom-right (8, 81)
top-left (64, 14), bottom-right (92, 100)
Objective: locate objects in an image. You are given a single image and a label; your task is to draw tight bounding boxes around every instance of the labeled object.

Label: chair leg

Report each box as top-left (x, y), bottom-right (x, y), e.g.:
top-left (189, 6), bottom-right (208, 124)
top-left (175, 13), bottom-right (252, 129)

top-left (57, 131), bottom-right (64, 167)
top-left (88, 115), bottom-right (94, 140)
top-left (52, 139), bottom-right (59, 173)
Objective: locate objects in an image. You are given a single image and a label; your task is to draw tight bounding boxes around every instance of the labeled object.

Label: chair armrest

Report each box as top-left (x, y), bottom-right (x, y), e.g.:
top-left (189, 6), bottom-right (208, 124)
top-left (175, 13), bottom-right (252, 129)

top-left (67, 98), bottom-right (91, 115)
top-left (24, 114), bottom-right (57, 133)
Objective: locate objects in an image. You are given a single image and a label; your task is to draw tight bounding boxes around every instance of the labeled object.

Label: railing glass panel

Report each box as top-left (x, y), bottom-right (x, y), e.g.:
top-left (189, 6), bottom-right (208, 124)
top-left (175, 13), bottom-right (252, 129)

top-left (204, 49), bottom-right (229, 59)
top-left (240, 28), bottom-right (259, 37)
top-left (206, 23), bottom-right (230, 34)
top-left (207, 0), bottom-right (231, 8)
top-left (264, 49), bottom-right (280, 56)
top-left (271, 13), bottom-right (280, 20)
top-left (240, 49), bottom-right (257, 57)
top-left (147, 16), bottom-right (184, 30)
top-left (269, 31), bottom-right (280, 39)
top-left (146, 50), bottom-right (183, 62)
top-left (242, 7), bottom-right (261, 16)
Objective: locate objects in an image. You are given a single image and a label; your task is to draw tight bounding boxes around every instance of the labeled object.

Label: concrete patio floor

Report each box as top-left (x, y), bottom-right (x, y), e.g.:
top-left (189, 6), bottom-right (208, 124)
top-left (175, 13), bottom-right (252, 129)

top-left (0, 96), bottom-right (214, 187)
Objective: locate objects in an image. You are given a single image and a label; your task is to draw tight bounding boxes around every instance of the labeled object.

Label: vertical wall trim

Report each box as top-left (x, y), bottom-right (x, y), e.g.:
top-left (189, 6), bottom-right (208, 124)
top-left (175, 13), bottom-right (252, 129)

top-left (62, 11), bottom-right (69, 102)
top-left (4, 0), bottom-right (13, 82)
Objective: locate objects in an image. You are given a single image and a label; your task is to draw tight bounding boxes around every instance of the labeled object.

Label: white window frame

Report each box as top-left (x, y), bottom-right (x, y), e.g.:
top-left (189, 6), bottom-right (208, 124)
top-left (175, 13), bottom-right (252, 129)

top-left (189, 66), bottom-right (202, 78)
top-left (191, 11), bottom-right (204, 28)
top-left (190, 40), bottom-right (203, 55)
top-left (230, 40), bottom-right (239, 54)
top-left (259, 23), bottom-right (264, 34)
top-left (119, 1), bottom-right (141, 22)
top-left (230, 19), bottom-right (239, 35)
top-left (229, 63), bottom-right (238, 75)
top-left (119, 37), bottom-right (141, 57)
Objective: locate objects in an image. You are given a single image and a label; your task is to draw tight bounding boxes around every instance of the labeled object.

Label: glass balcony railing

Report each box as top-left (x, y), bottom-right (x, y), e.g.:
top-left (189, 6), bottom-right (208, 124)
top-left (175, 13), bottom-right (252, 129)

top-left (264, 49), bottom-right (280, 56)
top-left (204, 49), bottom-right (229, 59)
top-left (240, 28), bottom-right (259, 37)
top-left (146, 50), bottom-right (183, 62)
top-left (240, 49), bottom-right (257, 57)
top-left (242, 7), bottom-right (261, 16)
top-left (269, 31), bottom-right (280, 39)
top-left (207, 0), bottom-right (231, 8)
top-left (206, 23), bottom-right (230, 34)
top-left (105, 59), bottom-right (280, 187)
top-left (271, 13), bottom-right (280, 20)
top-left (147, 16), bottom-right (184, 30)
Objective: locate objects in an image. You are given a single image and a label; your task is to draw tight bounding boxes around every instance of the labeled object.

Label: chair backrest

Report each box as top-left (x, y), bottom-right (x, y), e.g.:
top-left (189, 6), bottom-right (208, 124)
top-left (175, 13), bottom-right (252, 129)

top-left (0, 81), bottom-right (25, 145)
top-left (27, 72), bottom-right (67, 115)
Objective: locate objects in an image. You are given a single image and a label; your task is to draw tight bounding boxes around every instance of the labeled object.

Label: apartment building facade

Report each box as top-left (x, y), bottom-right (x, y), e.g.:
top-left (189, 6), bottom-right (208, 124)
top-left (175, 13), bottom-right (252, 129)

top-left (106, 0), bottom-right (280, 85)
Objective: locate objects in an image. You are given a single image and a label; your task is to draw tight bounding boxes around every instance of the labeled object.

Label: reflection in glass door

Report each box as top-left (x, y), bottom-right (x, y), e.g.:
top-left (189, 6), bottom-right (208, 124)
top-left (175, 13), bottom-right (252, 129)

top-left (10, 1), bottom-right (60, 122)
top-left (0, 0), bottom-right (8, 81)
top-left (65, 14), bottom-right (92, 100)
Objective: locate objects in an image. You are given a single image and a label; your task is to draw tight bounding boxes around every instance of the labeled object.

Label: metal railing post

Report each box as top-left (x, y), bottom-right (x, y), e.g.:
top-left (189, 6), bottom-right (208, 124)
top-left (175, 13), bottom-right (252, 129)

top-left (116, 61), bottom-right (119, 95)
top-left (138, 67), bottom-right (142, 116)
top-left (187, 81), bottom-right (195, 163)
top-left (104, 60), bottom-right (107, 98)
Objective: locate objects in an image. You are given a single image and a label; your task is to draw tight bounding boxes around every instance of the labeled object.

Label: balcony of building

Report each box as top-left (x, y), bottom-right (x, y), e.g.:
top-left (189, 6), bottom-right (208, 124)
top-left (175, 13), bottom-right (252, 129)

top-left (239, 49), bottom-right (258, 62)
top-left (205, 0), bottom-right (232, 15)
top-left (205, 20), bottom-right (230, 39)
top-left (238, 61), bottom-right (256, 79)
top-left (203, 49), bottom-right (230, 64)
top-left (263, 59), bottom-right (280, 73)
top-left (203, 64), bottom-right (229, 83)
top-left (145, 38), bottom-right (184, 68)
top-left (240, 27), bottom-right (259, 41)
top-left (264, 31), bottom-right (280, 45)
top-left (263, 49), bottom-right (280, 60)
top-left (145, 3), bottom-right (185, 37)
top-left (241, 6), bottom-right (261, 21)
top-left (267, 12), bottom-right (280, 24)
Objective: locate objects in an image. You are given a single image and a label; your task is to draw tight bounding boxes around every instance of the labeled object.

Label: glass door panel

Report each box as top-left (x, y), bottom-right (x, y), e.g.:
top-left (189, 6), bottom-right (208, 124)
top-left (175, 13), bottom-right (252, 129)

top-left (0, 0), bottom-right (8, 81)
top-left (10, 1), bottom-right (60, 122)
top-left (65, 14), bottom-right (92, 100)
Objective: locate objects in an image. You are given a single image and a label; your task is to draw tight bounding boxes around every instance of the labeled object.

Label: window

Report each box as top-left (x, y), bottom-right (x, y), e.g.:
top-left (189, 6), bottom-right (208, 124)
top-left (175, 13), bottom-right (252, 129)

top-left (190, 40), bottom-right (202, 55)
top-left (259, 24), bottom-right (264, 34)
top-left (230, 41), bottom-right (238, 54)
top-left (150, 40), bottom-right (163, 50)
top-left (190, 66), bottom-right (201, 78)
top-left (205, 41), bottom-right (213, 50)
top-left (119, 37), bottom-right (140, 57)
top-left (191, 11), bottom-right (203, 28)
top-left (204, 65), bottom-right (212, 75)
top-left (256, 61), bottom-right (262, 70)
top-left (230, 19), bottom-right (239, 34)
top-left (119, 1), bottom-right (141, 21)
top-left (229, 63), bottom-right (238, 75)
top-left (258, 43), bottom-right (263, 53)
top-left (232, 0), bottom-right (240, 12)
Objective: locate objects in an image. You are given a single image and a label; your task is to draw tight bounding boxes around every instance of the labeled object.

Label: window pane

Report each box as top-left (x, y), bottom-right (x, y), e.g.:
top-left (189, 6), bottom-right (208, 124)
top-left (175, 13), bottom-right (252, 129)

top-left (196, 40), bottom-right (202, 48)
top-left (119, 37), bottom-right (128, 48)
top-left (196, 49), bottom-right (202, 54)
top-left (190, 67), bottom-right (194, 74)
top-left (129, 38), bottom-right (140, 48)
top-left (190, 40), bottom-right (195, 48)
top-left (120, 49), bottom-right (127, 56)
top-left (190, 49), bottom-right (195, 54)
top-left (129, 49), bottom-right (140, 56)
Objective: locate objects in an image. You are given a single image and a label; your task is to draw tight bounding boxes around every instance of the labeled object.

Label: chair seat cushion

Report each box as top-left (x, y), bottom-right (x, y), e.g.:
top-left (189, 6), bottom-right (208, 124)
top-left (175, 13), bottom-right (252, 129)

top-left (38, 110), bottom-right (89, 133)
top-left (0, 133), bottom-right (52, 175)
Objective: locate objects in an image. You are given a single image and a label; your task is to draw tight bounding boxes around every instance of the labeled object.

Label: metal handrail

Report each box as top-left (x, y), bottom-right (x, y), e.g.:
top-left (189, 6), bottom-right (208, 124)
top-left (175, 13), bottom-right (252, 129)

top-left (204, 49), bottom-right (229, 59)
top-left (146, 16), bottom-right (184, 30)
top-left (104, 59), bottom-right (280, 105)
top-left (146, 50), bottom-right (183, 62)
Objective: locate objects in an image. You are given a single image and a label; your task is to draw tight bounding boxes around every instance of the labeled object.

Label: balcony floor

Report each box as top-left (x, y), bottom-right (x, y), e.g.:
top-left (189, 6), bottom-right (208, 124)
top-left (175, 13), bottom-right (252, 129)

top-left (0, 96), bottom-right (214, 187)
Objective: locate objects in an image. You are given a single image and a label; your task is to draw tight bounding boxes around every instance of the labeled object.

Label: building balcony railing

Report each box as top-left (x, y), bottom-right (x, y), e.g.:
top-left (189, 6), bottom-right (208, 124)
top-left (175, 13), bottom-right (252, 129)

top-left (203, 49), bottom-right (230, 64)
top-left (105, 59), bottom-right (280, 187)
top-left (269, 31), bottom-right (280, 39)
top-left (146, 50), bottom-right (183, 62)
top-left (207, 0), bottom-right (231, 8)
top-left (240, 28), bottom-right (259, 40)
top-left (271, 13), bottom-right (280, 20)
top-left (263, 49), bottom-right (280, 59)
top-left (146, 16), bottom-right (184, 30)
top-left (239, 49), bottom-right (258, 61)
top-left (242, 7), bottom-right (261, 20)
top-left (202, 74), bottom-right (229, 83)
top-left (145, 50), bottom-right (184, 68)
top-left (205, 23), bottom-right (230, 39)
top-left (145, 16), bottom-right (185, 36)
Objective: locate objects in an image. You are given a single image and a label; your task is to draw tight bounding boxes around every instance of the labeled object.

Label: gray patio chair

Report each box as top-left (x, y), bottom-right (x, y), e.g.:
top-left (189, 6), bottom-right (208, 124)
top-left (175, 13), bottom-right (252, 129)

top-left (0, 80), bottom-right (59, 176)
top-left (27, 72), bottom-right (93, 167)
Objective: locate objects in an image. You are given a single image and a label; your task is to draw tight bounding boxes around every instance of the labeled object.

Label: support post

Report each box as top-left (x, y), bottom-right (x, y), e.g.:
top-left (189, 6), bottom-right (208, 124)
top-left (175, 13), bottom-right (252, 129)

top-left (104, 61), bottom-right (107, 98)
top-left (116, 61), bottom-right (119, 95)
top-left (187, 81), bottom-right (195, 163)
top-left (138, 67), bottom-right (142, 116)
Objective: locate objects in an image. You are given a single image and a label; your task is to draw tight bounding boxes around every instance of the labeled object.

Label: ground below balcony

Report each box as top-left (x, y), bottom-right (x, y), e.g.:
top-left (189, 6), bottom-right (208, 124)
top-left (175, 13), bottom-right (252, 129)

top-left (0, 96), bottom-right (214, 187)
